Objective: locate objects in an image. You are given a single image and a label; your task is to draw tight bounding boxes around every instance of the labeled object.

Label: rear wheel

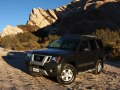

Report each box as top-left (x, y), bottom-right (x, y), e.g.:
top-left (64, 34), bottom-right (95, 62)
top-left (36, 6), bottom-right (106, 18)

top-left (94, 60), bottom-right (103, 74)
top-left (57, 64), bottom-right (76, 85)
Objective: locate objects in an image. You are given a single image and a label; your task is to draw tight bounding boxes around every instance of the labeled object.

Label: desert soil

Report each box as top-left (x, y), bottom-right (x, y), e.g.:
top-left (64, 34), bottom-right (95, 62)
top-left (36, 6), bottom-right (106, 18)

top-left (0, 48), bottom-right (120, 90)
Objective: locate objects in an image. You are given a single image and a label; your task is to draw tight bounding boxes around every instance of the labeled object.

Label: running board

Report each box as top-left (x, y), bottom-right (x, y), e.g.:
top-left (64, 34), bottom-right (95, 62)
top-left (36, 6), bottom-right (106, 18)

top-left (78, 69), bottom-right (95, 75)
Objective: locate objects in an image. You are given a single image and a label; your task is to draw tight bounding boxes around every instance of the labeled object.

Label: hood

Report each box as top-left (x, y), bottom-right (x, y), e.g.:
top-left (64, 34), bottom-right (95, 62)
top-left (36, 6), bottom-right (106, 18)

top-left (27, 48), bottom-right (74, 56)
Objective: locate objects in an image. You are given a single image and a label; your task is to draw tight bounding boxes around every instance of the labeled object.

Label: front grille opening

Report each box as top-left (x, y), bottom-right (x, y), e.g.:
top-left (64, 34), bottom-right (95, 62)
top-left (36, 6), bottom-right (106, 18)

top-left (32, 65), bottom-right (45, 70)
top-left (34, 55), bottom-right (44, 62)
top-left (46, 57), bottom-right (51, 62)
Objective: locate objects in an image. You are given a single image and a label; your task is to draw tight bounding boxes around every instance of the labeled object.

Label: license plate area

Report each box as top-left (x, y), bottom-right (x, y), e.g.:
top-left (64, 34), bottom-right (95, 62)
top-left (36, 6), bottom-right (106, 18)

top-left (33, 67), bottom-right (39, 72)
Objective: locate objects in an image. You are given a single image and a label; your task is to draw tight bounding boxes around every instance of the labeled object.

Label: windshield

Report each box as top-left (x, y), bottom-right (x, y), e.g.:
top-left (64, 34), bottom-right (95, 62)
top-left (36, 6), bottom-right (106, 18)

top-left (48, 38), bottom-right (80, 50)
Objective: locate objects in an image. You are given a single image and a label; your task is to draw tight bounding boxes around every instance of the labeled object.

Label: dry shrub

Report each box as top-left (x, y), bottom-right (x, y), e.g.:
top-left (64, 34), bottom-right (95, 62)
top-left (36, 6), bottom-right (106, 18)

top-left (0, 35), bottom-right (20, 50)
top-left (0, 32), bottom-right (40, 50)
top-left (0, 32), bottom-right (60, 50)
top-left (93, 29), bottom-right (120, 58)
top-left (39, 34), bottom-right (61, 48)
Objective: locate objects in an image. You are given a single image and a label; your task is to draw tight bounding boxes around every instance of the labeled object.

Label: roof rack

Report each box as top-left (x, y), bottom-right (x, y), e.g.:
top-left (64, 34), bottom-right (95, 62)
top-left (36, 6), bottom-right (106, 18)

top-left (63, 34), bottom-right (97, 39)
top-left (63, 34), bottom-right (81, 38)
top-left (81, 35), bottom-right (97, 38)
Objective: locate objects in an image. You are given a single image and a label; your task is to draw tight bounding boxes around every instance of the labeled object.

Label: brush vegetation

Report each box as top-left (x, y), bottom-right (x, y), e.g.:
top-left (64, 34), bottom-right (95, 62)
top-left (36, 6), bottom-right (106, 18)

top-left (0, 29), bottom-right (119, 58)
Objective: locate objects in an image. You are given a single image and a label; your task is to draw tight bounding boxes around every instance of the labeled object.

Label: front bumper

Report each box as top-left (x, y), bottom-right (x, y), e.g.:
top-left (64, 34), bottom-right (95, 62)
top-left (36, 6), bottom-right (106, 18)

top-left (44, 63), bottom-right (62, 76)
top-left (26, 61), bottom-right (62, 76)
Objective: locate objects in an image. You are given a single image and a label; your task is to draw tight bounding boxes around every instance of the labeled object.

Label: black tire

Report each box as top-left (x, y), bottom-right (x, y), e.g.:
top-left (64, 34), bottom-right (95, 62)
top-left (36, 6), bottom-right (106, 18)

top-left (57, 64), bottom-right (76, 85)
top-left (93, 60), bottom-right (103, 74)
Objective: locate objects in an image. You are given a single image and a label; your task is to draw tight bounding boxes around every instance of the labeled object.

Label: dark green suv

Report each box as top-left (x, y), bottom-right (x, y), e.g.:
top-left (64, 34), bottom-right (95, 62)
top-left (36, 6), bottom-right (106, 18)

top-left (25, 35), bottom-right (105, 85)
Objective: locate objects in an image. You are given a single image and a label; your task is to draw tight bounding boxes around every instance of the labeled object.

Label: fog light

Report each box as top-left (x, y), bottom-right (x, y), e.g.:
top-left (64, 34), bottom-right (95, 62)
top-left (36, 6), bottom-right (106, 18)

top-left (50, 69), bottom-right (53, 73)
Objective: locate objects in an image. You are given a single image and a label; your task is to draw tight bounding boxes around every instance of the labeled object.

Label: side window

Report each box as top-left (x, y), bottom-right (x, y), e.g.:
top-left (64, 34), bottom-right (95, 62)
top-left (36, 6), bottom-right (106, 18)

top-left (96, 40), bottom-right (103, 49)
top-left (79, 40), bottom-right (89, 51)
top-left (89, 40), bottom-right (97, 51)
top-left (48, 39), bottom-right (62, 48)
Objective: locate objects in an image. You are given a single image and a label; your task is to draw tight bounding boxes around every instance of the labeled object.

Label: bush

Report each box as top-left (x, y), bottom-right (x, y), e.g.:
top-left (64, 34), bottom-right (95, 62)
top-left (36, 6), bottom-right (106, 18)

top-left (0, 32), bottom-right (60, 50)
top-left (0, 35), bottom-right (20, 49)
top-left (93, 29), bottom-right (120, 44)
top-left (17, 32), bottom-right (38, 42)
top-left (0, 32), bottom-right (41, 50)
top-left (39, 34), bottom-right (61, 48)
top-left (93, 29), bottom-right (120, 58)
top-left (17, 25), bottom-right (39, 32)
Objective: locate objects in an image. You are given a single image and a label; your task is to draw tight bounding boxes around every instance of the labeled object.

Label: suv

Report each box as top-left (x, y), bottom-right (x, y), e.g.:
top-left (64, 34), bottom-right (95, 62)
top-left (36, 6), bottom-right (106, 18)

top-left (25, 34), bottom-right (105, 85)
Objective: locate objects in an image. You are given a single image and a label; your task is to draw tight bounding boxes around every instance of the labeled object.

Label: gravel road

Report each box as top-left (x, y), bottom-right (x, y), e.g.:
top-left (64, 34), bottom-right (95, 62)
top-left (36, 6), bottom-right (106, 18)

top-left (0, 48), bottom-right (120, 90)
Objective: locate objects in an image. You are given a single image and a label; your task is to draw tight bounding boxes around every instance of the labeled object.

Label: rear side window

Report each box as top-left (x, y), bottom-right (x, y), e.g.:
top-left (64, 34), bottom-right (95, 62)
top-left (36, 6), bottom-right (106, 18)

top-left (79, 40), bottom-right (89, 51)
top-left (96, 40), bottom-right (103, 49)
top-left (89, 40), bottom-right (97, 50)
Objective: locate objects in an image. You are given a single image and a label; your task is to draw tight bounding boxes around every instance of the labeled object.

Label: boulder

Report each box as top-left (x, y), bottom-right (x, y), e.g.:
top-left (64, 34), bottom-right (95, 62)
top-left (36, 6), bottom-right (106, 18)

top-left (27, 8), bottom-right (58, 28)
top-left (27, 0), bottom-right (81, 29)
top-left (0, 25), bottom-right (23, 37)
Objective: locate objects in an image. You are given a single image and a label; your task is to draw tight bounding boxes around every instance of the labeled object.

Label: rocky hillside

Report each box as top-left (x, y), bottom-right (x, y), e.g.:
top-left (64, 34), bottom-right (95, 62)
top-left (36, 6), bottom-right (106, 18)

top-left (59, 0), bottom-right (120, 35)
top-left (25, 0), bottom-right (120, 35)
top-left (27, 0), bottom-right (80, 27)
top-left (27, 8), bottom-right (58, 29)
top-left (1, 0), bottom-right (120, 37)
top-left (26, 0), bottom-right (81, 34)
top-left (0, 25), bottom-right (23, 37)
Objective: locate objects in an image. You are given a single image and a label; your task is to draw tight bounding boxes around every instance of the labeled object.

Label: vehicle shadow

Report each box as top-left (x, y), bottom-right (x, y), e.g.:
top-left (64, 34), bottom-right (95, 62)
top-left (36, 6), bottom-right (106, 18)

top-left (105, 56), bottom-right (120, 68)
top-left (2, 51), bottom-right (58, 83)
top-left (2, 51), bottom-right (28, 73)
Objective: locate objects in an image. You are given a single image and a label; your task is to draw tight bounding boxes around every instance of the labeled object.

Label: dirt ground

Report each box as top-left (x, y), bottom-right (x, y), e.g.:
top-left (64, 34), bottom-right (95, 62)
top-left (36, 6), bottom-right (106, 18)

top-left (0, 48), bottom-right (120, 90)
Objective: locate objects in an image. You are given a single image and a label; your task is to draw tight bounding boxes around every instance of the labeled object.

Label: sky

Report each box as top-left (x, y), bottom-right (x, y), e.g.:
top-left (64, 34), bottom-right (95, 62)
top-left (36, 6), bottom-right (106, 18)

top-left (0, 0), bottom-right (72, 32)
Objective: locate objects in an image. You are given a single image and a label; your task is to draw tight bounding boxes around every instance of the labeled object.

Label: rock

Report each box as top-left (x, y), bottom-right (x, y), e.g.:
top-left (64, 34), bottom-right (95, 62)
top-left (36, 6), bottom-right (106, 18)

top-left (0, 25), bottom-right (23, 37)
top-left (27, 8), bottom-right (58, 28)
top-left (84, 0), bottom-right (117, 10)
top-left (27, 0), bottom-right (81, 29)
top-left (16, 0), bottom-right (120, 36)
top-left (59, 0), bottom-right (120, 35)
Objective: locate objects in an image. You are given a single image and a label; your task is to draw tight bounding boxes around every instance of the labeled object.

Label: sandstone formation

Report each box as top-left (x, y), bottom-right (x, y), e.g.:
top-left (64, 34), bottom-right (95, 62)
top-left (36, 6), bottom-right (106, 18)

top-left (27, 0), bottom-right (81, 29)
top-left (0, 25), bottom-right (23, 37)
top-left (83, 0), bottom-right (117, 10)
top-left (59, 0), bottom-right (120, 35)
top-left (27, 8), bottom-right (58, 28)
top-left (4, 0), bottom-right (119, 36)
top-left (27, 0), bottom-right (120, 36)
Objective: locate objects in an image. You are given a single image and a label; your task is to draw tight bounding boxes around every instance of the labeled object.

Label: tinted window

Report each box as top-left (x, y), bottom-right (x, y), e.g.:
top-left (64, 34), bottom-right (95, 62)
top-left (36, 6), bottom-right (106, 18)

top-left (48, 39), bottom-right (62, 48)
top-left (96, 40), bottom-right (103, 49)
top-left (79, 40), bottom-right (89, 51)
top-left (48, 38), bottom-right (80, 50)
top-left (89, 40), bottom-right (97, 50)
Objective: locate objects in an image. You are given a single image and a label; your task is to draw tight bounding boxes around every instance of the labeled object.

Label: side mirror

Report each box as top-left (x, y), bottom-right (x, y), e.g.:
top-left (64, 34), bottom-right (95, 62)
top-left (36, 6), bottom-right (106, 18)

top-left (79, 48), bottom-right (90, 52)
top-left (84, 48), bottom-right (90, 52)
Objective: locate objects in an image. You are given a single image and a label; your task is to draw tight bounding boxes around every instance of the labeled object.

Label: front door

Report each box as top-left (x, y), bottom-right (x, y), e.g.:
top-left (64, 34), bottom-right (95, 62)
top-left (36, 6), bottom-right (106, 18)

top-left (76, 40), bottom-right (93, 71)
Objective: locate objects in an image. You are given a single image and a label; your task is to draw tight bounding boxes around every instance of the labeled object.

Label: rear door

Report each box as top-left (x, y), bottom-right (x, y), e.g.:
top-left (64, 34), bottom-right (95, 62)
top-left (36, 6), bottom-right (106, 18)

top-left (88, 39), bottom-right (98, 67)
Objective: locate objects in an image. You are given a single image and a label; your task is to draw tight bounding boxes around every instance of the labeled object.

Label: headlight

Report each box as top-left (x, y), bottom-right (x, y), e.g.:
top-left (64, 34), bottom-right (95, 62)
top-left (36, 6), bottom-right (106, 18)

top-left (51, 56), bottom-right (61, 63)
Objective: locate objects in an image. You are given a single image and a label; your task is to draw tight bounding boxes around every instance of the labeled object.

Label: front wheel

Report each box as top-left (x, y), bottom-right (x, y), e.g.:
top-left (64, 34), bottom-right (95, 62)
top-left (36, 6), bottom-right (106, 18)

top-left (57, 64), bottom-right (76, 85)
top-left (93, 60), bottom-right (103, 74)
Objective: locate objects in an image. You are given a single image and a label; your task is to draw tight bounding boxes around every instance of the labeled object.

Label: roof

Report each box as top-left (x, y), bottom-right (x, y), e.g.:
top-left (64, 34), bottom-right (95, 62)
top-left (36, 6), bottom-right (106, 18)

top-left (63, 34), bottom-right (97, 39)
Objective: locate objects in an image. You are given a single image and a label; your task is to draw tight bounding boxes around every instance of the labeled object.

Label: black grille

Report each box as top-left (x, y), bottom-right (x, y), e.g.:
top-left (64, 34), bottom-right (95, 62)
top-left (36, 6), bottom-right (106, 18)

top-left (34, 55), bottom-right (44, 62)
